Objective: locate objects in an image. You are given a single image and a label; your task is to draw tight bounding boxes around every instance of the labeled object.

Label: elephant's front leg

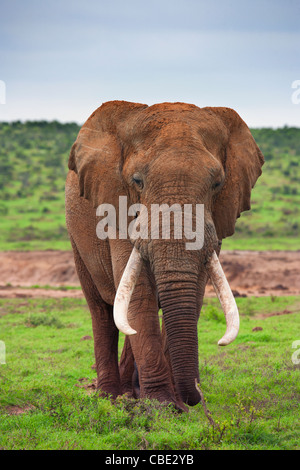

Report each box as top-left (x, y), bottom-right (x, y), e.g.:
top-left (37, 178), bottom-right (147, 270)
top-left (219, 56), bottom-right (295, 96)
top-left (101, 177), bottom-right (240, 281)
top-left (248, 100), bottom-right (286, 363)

top-left (71, 239), bottom-right (121, 398)
top-left (90, 298), bottom-right (120, 398)
top-left (110, 240), bottom-right (183, 409)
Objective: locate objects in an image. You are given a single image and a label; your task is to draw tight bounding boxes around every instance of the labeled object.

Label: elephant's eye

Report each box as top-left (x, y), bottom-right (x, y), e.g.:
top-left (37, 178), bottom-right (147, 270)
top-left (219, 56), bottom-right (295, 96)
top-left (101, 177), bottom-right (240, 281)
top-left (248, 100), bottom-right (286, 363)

top-left (132, 174), bottom-right (144, 190)
top-left (212, 180), bottom-right (223, 192)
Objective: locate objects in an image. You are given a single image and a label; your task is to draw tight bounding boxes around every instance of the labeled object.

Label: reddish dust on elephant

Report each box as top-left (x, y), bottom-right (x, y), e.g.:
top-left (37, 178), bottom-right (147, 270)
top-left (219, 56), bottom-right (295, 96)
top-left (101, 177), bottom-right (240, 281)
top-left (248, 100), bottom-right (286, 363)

top-left (63, 100), bottom-right (266, 411)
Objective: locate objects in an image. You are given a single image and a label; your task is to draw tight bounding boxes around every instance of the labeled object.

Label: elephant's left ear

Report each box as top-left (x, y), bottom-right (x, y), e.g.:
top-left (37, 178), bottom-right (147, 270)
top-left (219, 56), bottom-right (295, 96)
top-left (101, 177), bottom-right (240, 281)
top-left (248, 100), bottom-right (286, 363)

top-left (68, 130), bottom-right (124, 209)
top-left (205, 107), bottom-right (264, 240)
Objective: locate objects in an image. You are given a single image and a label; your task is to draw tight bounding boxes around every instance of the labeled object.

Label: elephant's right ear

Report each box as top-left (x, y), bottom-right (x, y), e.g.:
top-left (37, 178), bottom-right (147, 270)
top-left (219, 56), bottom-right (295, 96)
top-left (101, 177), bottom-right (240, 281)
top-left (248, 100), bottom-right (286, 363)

top-left (68, 131), bottom-right (124, 209)
top-left (68, 101), bottom-right (147, 209)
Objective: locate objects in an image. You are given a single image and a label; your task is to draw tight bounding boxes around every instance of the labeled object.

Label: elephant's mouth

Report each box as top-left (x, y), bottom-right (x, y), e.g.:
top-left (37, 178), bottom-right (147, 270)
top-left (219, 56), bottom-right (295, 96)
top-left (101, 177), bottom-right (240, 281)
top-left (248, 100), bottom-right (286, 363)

top-left (113, 246), bottom-right (239, 346)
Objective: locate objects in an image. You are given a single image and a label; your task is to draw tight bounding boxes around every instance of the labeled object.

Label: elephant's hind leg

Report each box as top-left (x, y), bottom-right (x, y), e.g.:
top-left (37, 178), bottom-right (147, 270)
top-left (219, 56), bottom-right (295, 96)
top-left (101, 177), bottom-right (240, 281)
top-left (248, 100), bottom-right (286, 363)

top-left (71, 239), bottom-right (121, 398)
top-left (119, 337), bottom-right (140, 398)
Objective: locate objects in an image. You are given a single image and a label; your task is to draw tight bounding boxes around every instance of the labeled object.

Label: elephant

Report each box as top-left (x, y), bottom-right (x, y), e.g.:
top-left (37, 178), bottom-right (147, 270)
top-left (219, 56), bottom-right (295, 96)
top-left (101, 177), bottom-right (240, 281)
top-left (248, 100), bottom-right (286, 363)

top-left (65, 100), bottom-right (264, 411)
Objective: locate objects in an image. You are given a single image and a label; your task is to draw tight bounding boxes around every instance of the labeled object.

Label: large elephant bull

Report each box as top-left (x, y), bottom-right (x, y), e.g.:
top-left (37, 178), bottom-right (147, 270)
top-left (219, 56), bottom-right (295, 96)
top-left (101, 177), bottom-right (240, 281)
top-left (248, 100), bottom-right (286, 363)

top-left (65, 101), bottom-right (263, 411)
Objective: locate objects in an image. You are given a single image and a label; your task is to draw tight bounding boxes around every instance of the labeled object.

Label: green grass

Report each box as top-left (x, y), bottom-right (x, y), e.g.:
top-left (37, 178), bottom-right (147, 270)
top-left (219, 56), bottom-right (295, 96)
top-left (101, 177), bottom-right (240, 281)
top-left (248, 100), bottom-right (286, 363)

top-left (4, 284), bottom-right (82, 291)
top-left (0, 296), bottom-right (299, 450)
top-left (222, 236), bottom-right (299, 251)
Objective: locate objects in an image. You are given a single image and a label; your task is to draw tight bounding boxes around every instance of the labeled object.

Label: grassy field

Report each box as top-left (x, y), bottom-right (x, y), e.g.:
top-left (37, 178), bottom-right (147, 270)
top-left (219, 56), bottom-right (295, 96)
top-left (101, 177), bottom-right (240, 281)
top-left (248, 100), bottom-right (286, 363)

top-left (0, 295), bottom-right (299, 450)
top-left (0, 121), bottom-right (299, 251)
top-left (0, 121), bottom-right (77, 251)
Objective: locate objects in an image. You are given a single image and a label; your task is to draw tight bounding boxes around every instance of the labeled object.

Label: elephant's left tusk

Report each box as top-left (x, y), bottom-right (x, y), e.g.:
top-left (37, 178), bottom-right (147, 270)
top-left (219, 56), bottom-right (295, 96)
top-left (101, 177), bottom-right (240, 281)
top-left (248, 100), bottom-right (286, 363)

top-left (206, 251), bottom-right (240, 346)
top-left (113, 246), bottom-right (142, 336)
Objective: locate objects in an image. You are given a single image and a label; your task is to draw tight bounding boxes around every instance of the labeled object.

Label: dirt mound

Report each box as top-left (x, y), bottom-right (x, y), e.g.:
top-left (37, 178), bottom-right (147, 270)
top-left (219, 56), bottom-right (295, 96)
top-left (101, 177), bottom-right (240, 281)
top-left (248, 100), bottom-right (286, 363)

top-left (0, 250), bottom-right (79, 287)
top-left (206, 250), bottom-right (300, 298)
top-left (0, 250), bottom-right (299, 298)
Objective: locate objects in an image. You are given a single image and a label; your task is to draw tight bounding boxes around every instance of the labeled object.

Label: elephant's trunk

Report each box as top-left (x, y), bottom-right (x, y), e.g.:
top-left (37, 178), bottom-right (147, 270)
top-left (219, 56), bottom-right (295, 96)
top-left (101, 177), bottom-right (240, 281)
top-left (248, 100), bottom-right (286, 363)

top-left (114, 247), bottom-right (240, 347)
top-left (113, 246), bottom-right (240, 406)
top-left (155, 272), bottom-right (201, 406)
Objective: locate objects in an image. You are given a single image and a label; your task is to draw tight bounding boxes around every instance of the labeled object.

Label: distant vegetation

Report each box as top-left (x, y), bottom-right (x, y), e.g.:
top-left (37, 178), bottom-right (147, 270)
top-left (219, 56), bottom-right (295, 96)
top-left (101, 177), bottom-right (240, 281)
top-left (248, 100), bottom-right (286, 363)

top-left (0, 121), bottom-right (79, 250)
top-left (224, 126), bottom-right (300, 250)
top-left (0, 121), bottom-right (299, 250)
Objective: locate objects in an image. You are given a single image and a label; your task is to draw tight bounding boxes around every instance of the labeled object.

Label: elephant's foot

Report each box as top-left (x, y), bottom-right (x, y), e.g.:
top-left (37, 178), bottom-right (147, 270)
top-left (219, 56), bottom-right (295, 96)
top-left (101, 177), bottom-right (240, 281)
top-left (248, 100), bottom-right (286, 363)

top-left (171, 400), bottom-right (189, 413)
top-left (96, 378), bottom-right (121, 400)
top-left (137, 383), bottom-right (187, 412)
top-left (119, 337), bottom-right (188, 411)
top-left (145, 392), bottom-right (188, 413)
top-left (117, 390), bottom-right (188, 412)
top-left (121, 367), bottom-right (188, 411)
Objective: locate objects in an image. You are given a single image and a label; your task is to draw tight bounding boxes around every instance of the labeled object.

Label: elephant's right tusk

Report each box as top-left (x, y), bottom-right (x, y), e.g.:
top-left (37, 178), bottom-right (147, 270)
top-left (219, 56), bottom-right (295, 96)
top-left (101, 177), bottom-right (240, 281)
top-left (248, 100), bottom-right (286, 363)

top-left (113, 246), bottom-right (142, 336)
top-left (206, 251), bottom-right (240, 346)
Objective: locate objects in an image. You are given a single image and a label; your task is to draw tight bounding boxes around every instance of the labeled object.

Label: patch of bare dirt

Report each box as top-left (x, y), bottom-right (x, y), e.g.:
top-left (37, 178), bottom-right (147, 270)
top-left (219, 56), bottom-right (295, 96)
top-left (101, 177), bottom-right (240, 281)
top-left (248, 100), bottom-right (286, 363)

top-left (0, 251), bottom-right (79, 287)
top-left (5, 405), bottom-right (35, 415)
top-left (0, 250), bottom-right (299, 298)
top-left (207, 250), bottom-right (300, 298)
top-left (0, 286), bottom-right (83, 299)
top-left (256, 308), bottom-right (300, 319)
top-left (75, 376), bottom-right (97, 395)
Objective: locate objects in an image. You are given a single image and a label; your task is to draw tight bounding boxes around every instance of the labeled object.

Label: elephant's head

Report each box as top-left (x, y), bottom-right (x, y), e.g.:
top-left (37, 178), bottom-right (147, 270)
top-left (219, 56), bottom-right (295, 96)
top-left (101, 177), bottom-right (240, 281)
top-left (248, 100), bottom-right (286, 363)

top-left (69, 101), bottom-right (264, 406)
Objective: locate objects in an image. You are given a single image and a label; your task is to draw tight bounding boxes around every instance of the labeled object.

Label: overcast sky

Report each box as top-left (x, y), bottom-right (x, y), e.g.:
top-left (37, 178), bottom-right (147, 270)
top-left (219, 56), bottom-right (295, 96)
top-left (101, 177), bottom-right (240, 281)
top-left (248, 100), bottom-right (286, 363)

top-left (0, 0), bottom-right (299, 127)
